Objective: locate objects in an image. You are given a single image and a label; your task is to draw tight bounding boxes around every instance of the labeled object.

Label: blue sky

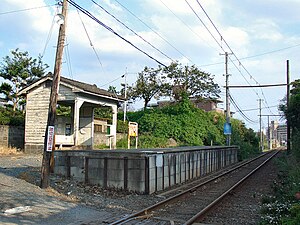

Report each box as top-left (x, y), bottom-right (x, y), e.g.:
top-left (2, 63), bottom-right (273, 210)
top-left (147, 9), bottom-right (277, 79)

top-left (1, 0), bottom-right (300, 132)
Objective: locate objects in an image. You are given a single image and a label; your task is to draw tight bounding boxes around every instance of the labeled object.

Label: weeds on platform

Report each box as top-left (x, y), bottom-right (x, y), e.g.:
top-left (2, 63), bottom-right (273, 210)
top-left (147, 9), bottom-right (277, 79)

top-left (260, 153), bottom-right (300, 225)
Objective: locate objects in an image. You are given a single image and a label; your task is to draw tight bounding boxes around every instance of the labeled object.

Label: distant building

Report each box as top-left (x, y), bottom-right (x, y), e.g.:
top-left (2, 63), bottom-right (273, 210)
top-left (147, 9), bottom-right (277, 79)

top-left (148, 98), bottom-right (224, 113)
top-left (267, 120), bottom-right (287, 148)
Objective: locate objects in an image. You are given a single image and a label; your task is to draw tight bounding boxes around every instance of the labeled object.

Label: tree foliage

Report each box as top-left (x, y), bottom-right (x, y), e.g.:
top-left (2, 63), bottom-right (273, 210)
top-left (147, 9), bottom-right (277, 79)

top-left (0, 106), bottom-right (24, 126)
top-left (128, 66), bottom-right (168, 109)
top-left (279, 79), bottom-right (300, 158)
top-left (230, 119), bottom-right (259, 160)
top-left (163, 62), bottom-right (220, 101)
top-left (127, 63), bottom-right (220, 108)
top-left (0, 49), bottom-right (48, 111)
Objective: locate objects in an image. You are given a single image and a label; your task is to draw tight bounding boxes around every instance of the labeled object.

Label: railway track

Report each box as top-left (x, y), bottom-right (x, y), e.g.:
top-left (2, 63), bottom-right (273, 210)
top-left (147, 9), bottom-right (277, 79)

top-left (106, 150), bottom-right (279, 225)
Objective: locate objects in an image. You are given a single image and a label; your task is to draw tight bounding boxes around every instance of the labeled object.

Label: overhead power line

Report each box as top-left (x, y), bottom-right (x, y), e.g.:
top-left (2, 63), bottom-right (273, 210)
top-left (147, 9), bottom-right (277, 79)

top-left (227, 83), bottom-right (288, 88)
top-left (67, 0), bottom-right (167, 67)
top-left (194, 0), bottom-right (275, 115)
top-left (113, 0), bottom-right (194, 64)
top-left (159, 0), bottom-right (217, 52)
top-left (76, 9), bottom-right (104, 68)
top-left (229, 93), bottom-right (258, 124)
top-left (199, 42), bottom-right (300, 68)
top-left (91, 0), bottom-right (174, 62)
top-left (0, 4), bottom-right (57, 15)
top-left (184, 0), bottom-right (224, 52)
top-left (243, 105), bottom-right (278, 112)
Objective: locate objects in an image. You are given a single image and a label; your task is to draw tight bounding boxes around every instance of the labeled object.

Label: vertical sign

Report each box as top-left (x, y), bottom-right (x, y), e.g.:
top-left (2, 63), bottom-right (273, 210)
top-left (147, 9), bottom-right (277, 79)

top-left (128, 122), bottom-right (138, 149)
top-left (128, 122), bottom-right (138, 137)
top-left (46, 126), bottom-right (55, 152)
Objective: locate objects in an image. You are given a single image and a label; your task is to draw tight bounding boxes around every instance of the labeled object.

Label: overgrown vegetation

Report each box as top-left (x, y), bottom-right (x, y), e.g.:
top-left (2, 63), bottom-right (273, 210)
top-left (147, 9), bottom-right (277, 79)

top-left (260, 154), bottom-right (300, 225)
top-left (0, 107), bottom-right (24, 126)
top-left (260, 79), bottom-right (300, 224)
top-left (0, 48), bottom-right (48, 111)
top-left (117, 96), bottom-right (259, 158)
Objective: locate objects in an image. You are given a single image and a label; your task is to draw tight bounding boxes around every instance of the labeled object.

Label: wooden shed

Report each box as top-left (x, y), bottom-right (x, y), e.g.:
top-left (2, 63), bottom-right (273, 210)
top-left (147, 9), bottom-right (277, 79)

top-left (18, 74), bottom-right (124, 153)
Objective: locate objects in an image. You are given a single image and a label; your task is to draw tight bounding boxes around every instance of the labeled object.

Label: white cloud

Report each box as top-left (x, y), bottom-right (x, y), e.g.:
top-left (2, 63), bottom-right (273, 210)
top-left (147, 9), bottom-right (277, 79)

top-left (250, 19), bottom-right (283, 42)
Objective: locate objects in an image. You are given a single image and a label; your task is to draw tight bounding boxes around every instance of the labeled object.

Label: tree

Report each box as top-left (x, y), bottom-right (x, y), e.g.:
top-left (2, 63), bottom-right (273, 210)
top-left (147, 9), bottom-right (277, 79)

top-left (163, 62), bottom-right (220, 101)
top-left (0, 48), bottom-right (48, 111)
top-left (280, 79), bottom-right (300, 157)
top-left (108, 85), bottom-right (118, 94)
top-left (128, 66), bottom-right (169, 109)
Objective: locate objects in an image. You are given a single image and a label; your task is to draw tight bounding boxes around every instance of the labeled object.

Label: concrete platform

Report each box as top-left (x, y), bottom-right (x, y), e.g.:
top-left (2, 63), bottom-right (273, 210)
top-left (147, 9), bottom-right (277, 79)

top-left (54, 146), bottom-right (238, 194)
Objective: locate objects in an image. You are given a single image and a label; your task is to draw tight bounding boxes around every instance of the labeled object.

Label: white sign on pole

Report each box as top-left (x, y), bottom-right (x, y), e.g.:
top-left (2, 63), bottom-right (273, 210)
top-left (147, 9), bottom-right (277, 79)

top-left (46, 126), bottom-right (55, 152)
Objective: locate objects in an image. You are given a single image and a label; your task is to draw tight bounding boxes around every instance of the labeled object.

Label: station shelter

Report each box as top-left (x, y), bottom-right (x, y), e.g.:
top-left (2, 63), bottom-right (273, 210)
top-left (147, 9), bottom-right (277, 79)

top-left (18, 73), bottom-right (124, 153)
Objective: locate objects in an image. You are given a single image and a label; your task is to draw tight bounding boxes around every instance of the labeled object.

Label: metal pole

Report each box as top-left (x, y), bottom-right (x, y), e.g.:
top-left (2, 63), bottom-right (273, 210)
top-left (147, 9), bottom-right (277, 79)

top-left (40, 0), bottom-right (68, 188)
top-left (268, 115), bottom-right (272, 150)
top-left (123, 70), bottom-right (127, 122)
top-left (258, 99), bottom-right (263, 152)
top-left (224, 52), bottom-right (231, 146)
top-left (286, 60), bottom-right (291, 154)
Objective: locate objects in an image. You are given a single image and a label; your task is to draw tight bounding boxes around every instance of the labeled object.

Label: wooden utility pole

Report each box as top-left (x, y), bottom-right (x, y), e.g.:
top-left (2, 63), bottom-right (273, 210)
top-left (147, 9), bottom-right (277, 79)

top-left (40, 0), bottom-right (68, 188)
top-left (286, 60), bottom-right (291, 154)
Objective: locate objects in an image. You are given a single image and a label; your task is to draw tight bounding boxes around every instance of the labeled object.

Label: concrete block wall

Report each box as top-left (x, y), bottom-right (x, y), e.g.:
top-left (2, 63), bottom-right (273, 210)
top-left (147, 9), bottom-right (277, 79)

top-left (0, 125), bottom-right (24, 150)
top-left (54, 146), bottom-right (239, 194)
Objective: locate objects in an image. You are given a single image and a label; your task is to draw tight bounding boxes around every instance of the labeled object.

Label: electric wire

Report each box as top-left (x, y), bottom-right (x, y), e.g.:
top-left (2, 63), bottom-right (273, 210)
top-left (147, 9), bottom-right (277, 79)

top-left (113, 0), bottom-right (194, 64)
top-left (184, 0), bottom-right (263, 113)
top-left (229, 93), bottom-right (258, 124)
top-left (66, 0), bottom-right (167, 67)
top-left (99, 75), bottom-right (123, 88)
top-left (242, 105), bottom-right (278, 112)
top-left (184, 0), bottom-right (224, 52)
top-left (41, 6), bottom-right (58, 58)
top-left (0, 4), bottom-right (57, 15)
top-left (76, 8), bottom-right (106, 75)
top-left (90, 0), bottom-right (174, 62)
top-left (195, 0), bottom-right (276, 115)
top-left (64, 38), bottom-right (73, 79)
top-left (199, 42), bottom-right (300, 68)
top-left (158, 0), bottom-right (217, 52)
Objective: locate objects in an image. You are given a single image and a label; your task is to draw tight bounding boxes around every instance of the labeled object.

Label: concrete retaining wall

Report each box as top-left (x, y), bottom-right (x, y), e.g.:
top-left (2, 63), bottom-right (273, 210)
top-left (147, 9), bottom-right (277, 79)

top-left (54, 146), bottom-right (238, 194)
top-left (0, 125), bottom-right (24, 150)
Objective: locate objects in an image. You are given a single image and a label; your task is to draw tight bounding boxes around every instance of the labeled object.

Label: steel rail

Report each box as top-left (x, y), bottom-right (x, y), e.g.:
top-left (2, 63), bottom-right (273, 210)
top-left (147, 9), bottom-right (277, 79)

top-left (109, 151), bottom-right (275, 225)
top-left (184, 150), bottom-right (279, 225)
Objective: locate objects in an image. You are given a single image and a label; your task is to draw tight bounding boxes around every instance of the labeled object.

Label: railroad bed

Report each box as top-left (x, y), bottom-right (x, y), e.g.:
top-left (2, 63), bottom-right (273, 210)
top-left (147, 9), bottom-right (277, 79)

top-left (102, 150), bottom-right (279, 225)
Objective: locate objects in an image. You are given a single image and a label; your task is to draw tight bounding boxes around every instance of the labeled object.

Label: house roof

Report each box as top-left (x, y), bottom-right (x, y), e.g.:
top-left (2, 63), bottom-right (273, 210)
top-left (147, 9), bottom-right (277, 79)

top-left (18, 73), bottom-right (125, 102)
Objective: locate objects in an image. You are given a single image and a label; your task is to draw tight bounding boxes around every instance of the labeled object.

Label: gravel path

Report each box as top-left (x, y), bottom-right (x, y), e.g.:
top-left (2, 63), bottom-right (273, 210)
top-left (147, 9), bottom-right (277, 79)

top-left (0, 154), bottom-right (108, 225)
top-left (0, 154), bottom-right (162, 225)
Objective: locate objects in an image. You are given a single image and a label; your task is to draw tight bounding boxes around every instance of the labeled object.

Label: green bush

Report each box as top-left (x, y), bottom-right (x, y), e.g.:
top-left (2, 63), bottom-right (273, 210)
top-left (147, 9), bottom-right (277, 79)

top-left (0, 107), bottom-right (25, 126)
top-left (123, 98), bottom-right (258, 152)
top-left (116, 137), bottom-right (128, 149)
top-left (138, 135), bottom-right (168, 148)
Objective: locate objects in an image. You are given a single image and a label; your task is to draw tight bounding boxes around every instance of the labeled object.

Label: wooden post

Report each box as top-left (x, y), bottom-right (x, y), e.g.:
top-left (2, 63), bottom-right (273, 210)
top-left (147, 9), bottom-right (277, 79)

top-left (40, 0), bottom-right (68, 188)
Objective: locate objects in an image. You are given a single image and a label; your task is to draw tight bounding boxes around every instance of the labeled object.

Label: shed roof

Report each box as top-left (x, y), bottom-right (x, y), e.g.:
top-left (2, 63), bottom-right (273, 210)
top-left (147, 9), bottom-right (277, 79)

top-left (18, 73), bottom-right (125, 102)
